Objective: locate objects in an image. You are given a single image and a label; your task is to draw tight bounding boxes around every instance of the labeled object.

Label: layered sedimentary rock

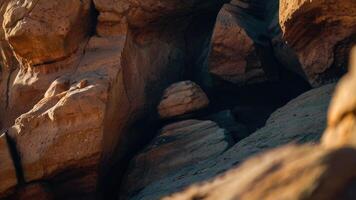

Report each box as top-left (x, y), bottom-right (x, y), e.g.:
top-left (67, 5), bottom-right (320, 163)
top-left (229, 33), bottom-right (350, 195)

top-left (279, 0), bottom-right (356, 86)
top-left (122, 120), bottom-right (232, 199)
top-left (93, 0), bottom-right (128, 36)
top-left (121, 83), bottom-right (334, 199)
top-left (158, 81), bottom-right (209, 119)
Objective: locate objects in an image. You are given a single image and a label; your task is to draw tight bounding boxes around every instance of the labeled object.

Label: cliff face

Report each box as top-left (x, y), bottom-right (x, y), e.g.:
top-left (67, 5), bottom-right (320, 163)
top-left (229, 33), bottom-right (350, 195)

top-left (0, 0), bottom-right (355, 199)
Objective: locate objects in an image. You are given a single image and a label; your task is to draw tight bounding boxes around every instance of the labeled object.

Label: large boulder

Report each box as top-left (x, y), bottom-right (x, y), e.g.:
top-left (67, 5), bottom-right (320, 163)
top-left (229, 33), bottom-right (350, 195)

top-left (3, 0), bottom-right (93, 65)
top-left (158, 81), bottom-right (209, 119)
top-left (121, 120), bottom-right (233, 199)
top-left (279, 0), bottom-right (356, 86)
top-left (4, 36), bottom-right (127, 198)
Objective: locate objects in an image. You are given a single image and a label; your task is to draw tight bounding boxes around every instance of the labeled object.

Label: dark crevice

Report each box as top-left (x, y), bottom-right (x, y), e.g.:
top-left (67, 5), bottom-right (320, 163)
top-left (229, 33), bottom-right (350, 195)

top-left (4, 130), bottom-right (25, 186)
top-left (5, 68), bottom-right (14, 109)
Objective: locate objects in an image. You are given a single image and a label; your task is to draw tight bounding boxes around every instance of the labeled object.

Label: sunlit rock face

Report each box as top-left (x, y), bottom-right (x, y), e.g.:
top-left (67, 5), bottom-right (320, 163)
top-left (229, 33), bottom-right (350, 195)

top-left (279, 0), bottom-right (356, 87)
top-left (3, 0), bottom-right (93, 65)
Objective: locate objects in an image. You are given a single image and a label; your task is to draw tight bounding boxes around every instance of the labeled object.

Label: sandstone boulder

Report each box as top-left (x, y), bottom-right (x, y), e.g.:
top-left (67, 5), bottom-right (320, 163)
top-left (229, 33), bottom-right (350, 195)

top-left (209, 4), bottom-right (265, 84)
top-left (158, 81), bottom-right (209, 119)
top-left (3, 0), bottom-right (93, 65)
top-left (0, 133), bottom-right (17, 197)
top-left (5, 36), bottom-right (126, 198)
top-left (279, 0), bottom-right (356, 86)
top-left (121, 120), bottom-right (233, 199)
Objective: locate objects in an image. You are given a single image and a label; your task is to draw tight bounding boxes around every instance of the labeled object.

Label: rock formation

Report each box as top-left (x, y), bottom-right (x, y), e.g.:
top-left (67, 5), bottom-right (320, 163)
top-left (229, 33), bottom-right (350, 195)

top-left (279, 0), bottom-right (356, 86)
top-left (158, 81), bottom-right (210, 119)
top-left (0, 0), bottom-right (354, 199)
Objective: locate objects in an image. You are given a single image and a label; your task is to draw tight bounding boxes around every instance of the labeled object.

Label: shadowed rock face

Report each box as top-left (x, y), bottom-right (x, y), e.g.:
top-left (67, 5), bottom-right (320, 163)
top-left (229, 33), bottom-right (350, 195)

top-left (0, 0), bottom-right (355, 199)
top-left (154, 47), bottom-right (356, 200)
top-left (120, 83), bottom-right (334, 200)
top-left (3, 0), bottom-right (93, 66)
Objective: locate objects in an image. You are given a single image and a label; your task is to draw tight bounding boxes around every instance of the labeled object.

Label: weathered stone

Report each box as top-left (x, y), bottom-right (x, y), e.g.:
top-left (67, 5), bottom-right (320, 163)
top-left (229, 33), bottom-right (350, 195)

top-left (322, 47), bottom-right (356, 148)
top-left (209, 4), bottom-right (265, 84)
top-left (3, 0), bottom-right (93, 65)
top-left (158, 81), bottom-right (209, 119)
top-left (279, 0), bottom-right (356, 86)
top-left (93, 0), bottom-right (128, 36)
top-left (121, 120), bottom-right (232, 199)
top-left (0, 133), bottom-right (17, 197)
top-left (164, 145), bottom-right (356, 200)
top-left (5, 36), bottom-right (126, 197)
top-left (122, 84), bottom-right (334, 200)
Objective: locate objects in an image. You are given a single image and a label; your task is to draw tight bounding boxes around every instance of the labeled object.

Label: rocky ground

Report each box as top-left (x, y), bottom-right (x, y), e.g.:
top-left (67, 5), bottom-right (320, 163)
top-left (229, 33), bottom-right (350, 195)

top-left (0, 0), bottom-right (355, 199)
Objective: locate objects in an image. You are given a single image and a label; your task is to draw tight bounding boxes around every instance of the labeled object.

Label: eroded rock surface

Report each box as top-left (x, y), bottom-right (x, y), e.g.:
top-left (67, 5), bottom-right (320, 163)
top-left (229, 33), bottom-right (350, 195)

top-left (3, 0), bottom-right (93, 65)
top-left (121, 120), bottom-right (232, 199)
top-left (121, 83), bottom-right (334, 200)
top-left (158, 81), bottom-right (209, 119)
top-left (163, 46), bottom-right (356, 200)
top-left (279, 0), bottom-right (356, 86)
top-left (165, 145), bottom-right (356, 200)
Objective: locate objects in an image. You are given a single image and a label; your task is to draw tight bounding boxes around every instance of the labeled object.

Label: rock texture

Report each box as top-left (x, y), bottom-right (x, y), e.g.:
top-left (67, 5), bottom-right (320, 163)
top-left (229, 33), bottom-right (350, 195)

top-left (209, 4), bottom-right (264, 84)
top-left (121, 83), bottom-right (334, 200)
top-left (208, 1), bottom-right (281, 85)
top-left (165, 145), bottom-right (356, 200)
top-left (0, 0), bottom-right (355, 199)
top-left (279, 0), bottom-right (356, 86)
top-left (162, 46), bottom-right (356, 200)
top-left (158, 81), bottom-right (210, 119)
top-left (0, 133), bottom-right (17, 197)
top-left (323, 47), bottom-right (356, 148)
top-left (93, 0), bottom-right (128, 36)
top-left (121, 120), bottom-right (232, 199)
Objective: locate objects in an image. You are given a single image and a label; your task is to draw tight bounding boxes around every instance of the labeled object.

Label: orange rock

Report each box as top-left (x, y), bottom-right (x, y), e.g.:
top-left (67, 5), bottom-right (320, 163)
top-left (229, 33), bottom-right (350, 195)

top-left (322, 47), bottom-right (356, 148)
top-left (3, 0), bottom-right (93, 66)
top-left (279, 0), bottom-right (356, 86)
top-left (158, 81), bottom-right (209, 119)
